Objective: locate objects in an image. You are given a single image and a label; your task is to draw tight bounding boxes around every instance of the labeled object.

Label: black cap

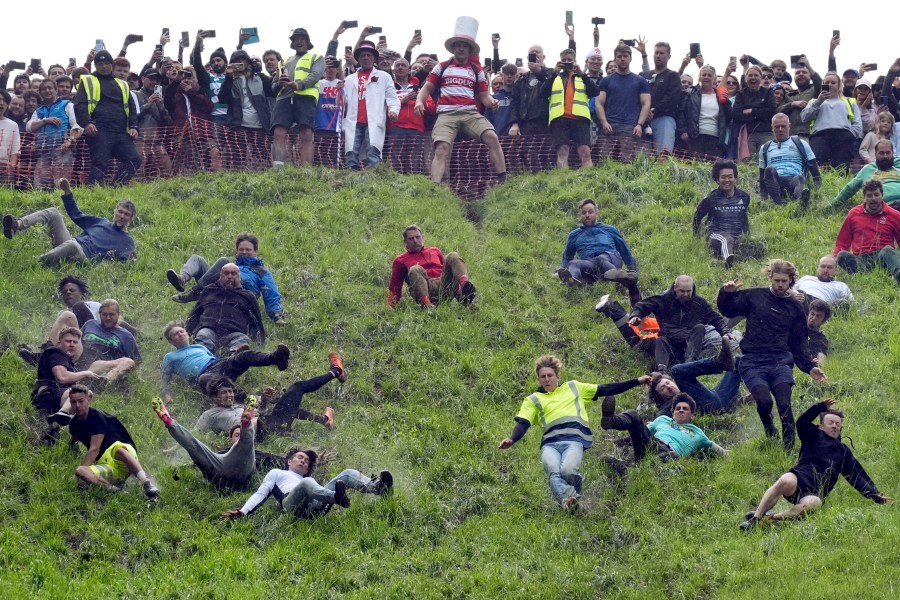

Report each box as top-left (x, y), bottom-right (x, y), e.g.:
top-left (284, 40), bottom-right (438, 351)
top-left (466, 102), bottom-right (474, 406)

top-left (94, 50), bottom-right (114, 64)
top-left (141, 68), bottom-right (162, 79)
top-left (289, 28), bottom-right (314, 49)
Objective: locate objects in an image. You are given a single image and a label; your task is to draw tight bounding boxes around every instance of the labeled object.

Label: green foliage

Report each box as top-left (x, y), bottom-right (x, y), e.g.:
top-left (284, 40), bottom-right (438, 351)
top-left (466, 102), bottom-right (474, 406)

top-left (1, 160), bottom-right (898, 599)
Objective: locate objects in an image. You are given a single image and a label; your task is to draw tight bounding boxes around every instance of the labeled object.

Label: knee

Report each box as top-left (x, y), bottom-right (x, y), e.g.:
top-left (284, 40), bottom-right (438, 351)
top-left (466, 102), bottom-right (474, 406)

top-left (433, 143), bottom-right (450, 158)
top-left (120, 358), bottom-right (136, 371)
top-left (75, 466), bottom-right (92, 479)
top-left (273, 127), bottom-right (287, 141)
top-left (482, 131), bottom-right (501, 147)
top-left (408, 265), bottom-right (427, 278)
top-left (774, 472), bottom-right (797, 492)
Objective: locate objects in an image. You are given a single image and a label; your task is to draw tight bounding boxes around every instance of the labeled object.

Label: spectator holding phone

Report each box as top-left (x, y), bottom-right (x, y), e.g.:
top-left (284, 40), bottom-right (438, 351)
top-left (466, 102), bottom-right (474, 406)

top-left (73, 50), bottom-right (142, 185)
top-left (486, 62), bottom-right (516, 136)
top-left (164, 65), bottom-right (213, 128)
top-left (541, 49), bottom-right (599, 169)
top-left (801, 71), bottom-right (861, 169)
top-left (220, 50), bottom-right (274, 132)
top-left (272, 28), bottom-right (324, 167)
top-left (387, 57), bottom-right (433, 171)
top-left (779, 58), bottom-right (822, 137)
top-left (132, 68), bottom-right (173, 177)
top-left (853, 79), bottom-right (877, 134)
top-left (508, 45), bottom-right (551, 139)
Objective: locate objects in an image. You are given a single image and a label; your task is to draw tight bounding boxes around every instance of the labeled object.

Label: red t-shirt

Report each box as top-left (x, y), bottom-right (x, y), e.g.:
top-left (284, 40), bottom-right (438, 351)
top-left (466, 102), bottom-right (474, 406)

top-left (387, 246), bottom-right (445, 305)
top-left (357, 69), bottom-right (371, 124)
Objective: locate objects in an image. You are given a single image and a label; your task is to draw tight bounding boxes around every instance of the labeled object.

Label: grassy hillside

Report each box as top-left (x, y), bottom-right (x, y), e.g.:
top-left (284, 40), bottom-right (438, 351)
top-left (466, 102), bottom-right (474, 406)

top-left (0, 159), bottom-right (898, 599)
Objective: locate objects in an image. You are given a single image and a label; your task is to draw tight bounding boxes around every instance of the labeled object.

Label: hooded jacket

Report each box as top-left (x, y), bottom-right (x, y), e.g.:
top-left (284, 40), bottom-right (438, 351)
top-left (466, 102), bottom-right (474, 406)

top-left (629, 282), bottom-right (729, 342)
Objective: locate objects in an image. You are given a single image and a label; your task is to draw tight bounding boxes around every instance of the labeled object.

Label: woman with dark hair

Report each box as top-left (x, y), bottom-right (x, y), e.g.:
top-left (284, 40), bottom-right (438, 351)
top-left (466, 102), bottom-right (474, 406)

top-left (733, 64), bottom-right (777, 158)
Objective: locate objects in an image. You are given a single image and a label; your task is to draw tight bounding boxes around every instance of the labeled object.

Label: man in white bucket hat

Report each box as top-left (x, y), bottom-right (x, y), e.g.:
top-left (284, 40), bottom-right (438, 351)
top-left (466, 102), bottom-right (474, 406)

top-left (414, 16), bottom-right (507, 184)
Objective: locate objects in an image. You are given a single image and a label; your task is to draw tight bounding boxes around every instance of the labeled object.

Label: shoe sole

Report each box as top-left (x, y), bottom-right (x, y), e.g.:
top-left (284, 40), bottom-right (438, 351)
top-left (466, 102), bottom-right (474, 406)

top-left (334, 480), bottom-right (350, 508)
top-left (378, 470), bottom-right (394, 494)
top-left (595, 294), bottom-right (610, 313)
top-left (3, 214), bottom-right (15, 239)
top-left (461, 281), bottom-right (476, 305)
top-left (166, 269), bottom-right (185, 292)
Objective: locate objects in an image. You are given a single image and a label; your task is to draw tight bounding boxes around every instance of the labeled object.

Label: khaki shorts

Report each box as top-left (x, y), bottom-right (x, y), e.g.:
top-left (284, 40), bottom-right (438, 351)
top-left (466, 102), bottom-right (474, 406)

top-left (432, 110), bottom-right (495, 145)
top-left (89, 441), bottom-right (137, 484)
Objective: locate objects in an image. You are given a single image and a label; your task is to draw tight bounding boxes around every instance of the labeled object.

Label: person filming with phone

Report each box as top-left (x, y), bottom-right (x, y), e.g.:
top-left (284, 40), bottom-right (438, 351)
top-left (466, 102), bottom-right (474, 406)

top-left (540, 49), bottom-right (599, 169)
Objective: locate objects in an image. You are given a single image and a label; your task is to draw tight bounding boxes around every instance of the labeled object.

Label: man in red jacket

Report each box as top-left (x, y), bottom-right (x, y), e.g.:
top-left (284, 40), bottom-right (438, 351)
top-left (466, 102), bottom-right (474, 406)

top-left (834, 179), bottom-right (900, 284)
top-left (387, 224), bottom-right (476, 308)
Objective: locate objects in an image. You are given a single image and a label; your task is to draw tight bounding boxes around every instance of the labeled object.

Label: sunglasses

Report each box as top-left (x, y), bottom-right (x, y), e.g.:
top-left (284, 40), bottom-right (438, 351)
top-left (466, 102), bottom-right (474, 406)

top-left (726, 81), bottom-right (738, 86)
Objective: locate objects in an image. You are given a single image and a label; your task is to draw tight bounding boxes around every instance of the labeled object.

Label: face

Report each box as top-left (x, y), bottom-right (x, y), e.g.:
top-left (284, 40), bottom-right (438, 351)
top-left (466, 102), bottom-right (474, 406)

top-left (451, 41), bottom-right (472, 63)
top-left (502, 71), bottom-right (516, 87)
top-left (673, 279), bottom-right (693, 302)
top-left (761, 71), bottom-right (775, 86)
top-left (166, 326), bottom-right (190, 348)
top-left (24, 95), bottom-right (39, 114)
top-left (587, 55), bottom-right (603, 73)
top-left (745, 69), bottom-right (761, 89)
top-left (142, 75), bottom-right (160, 91)
top-left (114, 64), bottom-right (130, 80)
top-left (69, 392), bottom-right (92, 419)
top-left (773, 88), bottom-right (784, 103)
top-left (357, 50), bottom-right (376, 71)
top-left (816, 257), bottom-right (836, 282)
top-left (875, 145), bottom-right (894, 170)
top-left (794, 67), bottom-right (810, 86)
top-left (772, 64), bottom-right (786, 78)
top-left (236, 240), bottom-right (257, 258)
top-left (578, 203), bottom-right (598, 227)
top-left (378, 55), bottom-right (392, 71)
top-left (99, 305), bottom-right (119, 329)
top-left (291, 36), bottom-right (310, 54)
top-left (560, 54), bottom-right (575, 70)
top-left (537, 367), bottom-right (560, 393)
top-left (14, 79), bottom-right (30, 94)
top-left (263, 53), bottom-right (279, 74)
top-left (653, 46), bottom-right (670, 69)
top-left (854, 86), bottom-right (871, 103)
top-left (724, 77), bottom-right (739, 94)
top-left (864, 188), bottom-right (884, 212)
top-left (394, 60), bottom-right (409, 80)
top-left (58, 333), bottom-right (82, 357)
top-left (807, 309), bottom-right (826, 330)
top-left (210, 57), bottom-right (226, 74)
top-left (769, 272), bottom-right (793, 296)
top-left (229, 427), bottom-right (242, 446)
top-left (528, 46), bottom-right (544, 65)
top-left (716, 168), bottom-right (737, 193)
top-left (681, 75), bottom-right (693, 90)
top-left (7, 97), bottom-right (24, 117)
top-left (403, 229), bottom-right (425, 253)
top-left (819, 414), bottom-right (843, 438)
top-left (491, 76), bottom-right (502, 92)
top-left (213, 386), bottom-right (235, 407)
top-left (878, 114), bottom-right (893, 134)
top-left (673, 402), bottom-right (693, 424)
top-left (48, 66), bottom-right (66, 78)
top-left (772, 116), bottom-right (791, 141)
top-left (113, 204), bottom-right (133, 228)
top-left (0, 95), bottom-right (7, 115)
top-left (39, 82), bottom-right (57, 104)
top-left (95, 60), bottom-right (113, 76)
top-left (220, 265), bottom-right (241, 288)
top-left (252, 58), bottom-right (262, 73)
top-left (61, 283), bottom-right (84, 306)
top-left (823, 76), bottom-right (840, 94)
top-left (57, 80), bottom-right (72, 97)
top-left (842, 72), bottom-right (858, 90)
top-left (287, 451), bottom-right (311, 475)
top-left (614, 52), bottom-right (631, 72)
top-left (655, 378), bottom-right (679, 400)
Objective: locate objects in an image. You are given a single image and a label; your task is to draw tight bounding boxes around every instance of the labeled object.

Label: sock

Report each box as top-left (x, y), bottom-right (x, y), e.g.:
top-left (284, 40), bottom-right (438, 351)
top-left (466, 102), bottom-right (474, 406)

top-left (136, 470), bottom-right (147, 482)
top-left (458, 275), bottom-right (468, 286)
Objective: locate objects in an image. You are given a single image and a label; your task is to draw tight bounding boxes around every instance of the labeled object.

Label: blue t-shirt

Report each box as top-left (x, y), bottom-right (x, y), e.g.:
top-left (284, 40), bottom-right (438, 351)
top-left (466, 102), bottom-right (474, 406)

top-left (486, 88), bottom-right (513, 135)
top-left (648, 415), bottom-right (712, 457)
top-left (161, 344), bottom-right (217, 393)
top-left (759, 137), bottom-right (815, 177)
top-left (598, 72), bottom-right (650, 125)
top-left (315, 79), bottom-right (342, 132)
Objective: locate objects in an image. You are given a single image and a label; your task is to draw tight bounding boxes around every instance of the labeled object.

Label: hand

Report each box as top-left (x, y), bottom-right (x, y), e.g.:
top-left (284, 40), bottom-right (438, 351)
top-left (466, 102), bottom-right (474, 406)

top-left (151, 49), bottom-right (163, 64)
top-left (695, 54), bottom-right (704, 67)
top-left (83, 124), bottom-right (98, 137)
top-left (876, 494), bottom-right (894, 505)
top-left (791, 100), bottom-right (808, 109)
top-left (810, 367), bottom-right (827, 383)
top-left (628, 316), bottom-right (641, 326)
top-left (637, 375), bottom-right (652, 385)
top-left (149, 93), bottom-right (162, 104)
top-left (830, 35), bottom-right (840, 52)
top-left (822, 398), bottom-right (836, 407)
top-left (221, 509), bottom-right (243, 519)
top-left (160, 32), bottom-right (171, 46)
top-left (488, 98), bottom-right (499, 111)
top-left (414, 101), bottom-right (425, 117)
top-left (601, 121), bottom-right (613, 135)
top-left (572, 63), bottom-right (583, 76)
top-left (238, 31), bottom-right (251, 48)
top-left (681, 53), bottom-right (691, 69)
top-left (892, 57), bottom-right (900, 72)
top-left (259, 386), bottom-right (276, 406)
top-left (798, 55), bottom-right (810, 69)
top-left (87, 49), bottom-right (96, 64)
top-left (508, 123), bottom-right (521, 137)
top-left (408, 31), bottom-right (422, 50)
top-left (58, 178), bottom-right (72, 194)
top-left (726, 58), bottom-right (737, 72)
top-left (680, 132), bottom-right (689, 141)
top-left (528, 61), bottom-right (541, 74)
top-left (492, 33), bottom-right (500, 49)
top-left (816, 90), bottom-right (831, 103)
top-left (60, 139), bottom-right (72, 153)
top-left (81, 371), bottom-right (101, 380)
top-left (179, 36), bottom-right (189, 49)
top-left (179, 79), bottom-right (193, 93)
top-left (362, 26), bottom-right (375, 37)
top-left (721, 278), bottom-right (743, 293)
top-left (564, 23), bottom-right (574, 40)
top-left (636, 35), bottom-right (647, 57)
top-left (498, 438), bottom-right (514, 450)
top-left (333, 21), bottom-right (348, 37)
top-left (631, 124), bottom-right (643, 137)
top-left (388, 110), bottom-right (398, 121)
top-left (129, 128), bottom-right (138, 140)
top-left (124, 34), bottom-right (141, 46)
top-left (45, 117), bottom-right (62, 127)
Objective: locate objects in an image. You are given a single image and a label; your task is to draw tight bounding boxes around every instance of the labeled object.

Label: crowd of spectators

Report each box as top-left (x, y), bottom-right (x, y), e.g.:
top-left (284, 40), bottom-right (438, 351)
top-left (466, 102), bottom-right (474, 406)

top-left (2, 23), bottom-right (899, 192)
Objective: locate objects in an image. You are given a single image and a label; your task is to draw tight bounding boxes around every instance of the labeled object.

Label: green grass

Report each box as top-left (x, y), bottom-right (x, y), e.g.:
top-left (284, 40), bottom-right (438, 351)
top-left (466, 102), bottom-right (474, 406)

top-left (1, 159), bottom-right (898, 599)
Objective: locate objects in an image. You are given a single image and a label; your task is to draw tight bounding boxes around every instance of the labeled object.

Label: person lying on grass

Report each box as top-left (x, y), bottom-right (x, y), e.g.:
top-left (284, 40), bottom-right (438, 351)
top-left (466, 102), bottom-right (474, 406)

top-left (740, 398), bottom-right (891, 531)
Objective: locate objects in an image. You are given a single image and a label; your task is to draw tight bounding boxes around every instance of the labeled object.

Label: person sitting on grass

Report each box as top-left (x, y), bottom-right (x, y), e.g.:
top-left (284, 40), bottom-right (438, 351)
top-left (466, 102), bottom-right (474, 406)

top-left (160, 321), bottom-right (289, 404)
top-left (66, 384), bottom-right (159, 498)
top-left (165, 232), bottom-right (287, 325)
top-left (740, 399), bottom-right (891, 531)
top-left (556, 198), bottom-right (641, 306)
top-left (693, 160), bottom-right (751, 268)
top-left (498, 355), bottom-right (651, 512)
top-left (221, 448), bottom-right (394, 519)
top-left (387, 224), bottom-right (476, 308)
top-left (599, 392), bottom-right (727, 466)
top-left (35, 327), bottom-right (101, 435)
top-left (152, 394), bottom-right (282, 489)
top-left (3, 178), bottom-right (135, 267)
top-left (833, 179), bottom-right (900, 285)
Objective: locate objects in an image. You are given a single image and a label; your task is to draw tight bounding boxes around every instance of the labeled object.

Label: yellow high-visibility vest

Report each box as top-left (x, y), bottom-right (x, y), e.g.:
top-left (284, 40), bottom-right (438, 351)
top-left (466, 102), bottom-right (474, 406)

top-left (82, 75), bottom-right (130, 129)
top-left (549, 74), bottom-right (590, 123)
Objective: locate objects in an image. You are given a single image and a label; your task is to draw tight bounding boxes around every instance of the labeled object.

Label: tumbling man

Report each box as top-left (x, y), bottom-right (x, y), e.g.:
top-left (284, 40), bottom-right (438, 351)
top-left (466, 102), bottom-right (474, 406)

top-left (557, 198), bottom-right (641, 305)
top-left (740, 399), bottom-right (891, 531)
top-left (53, 299), bottom-right (140, 383)
top-left (34, 327), bottom-right (101, 433)
top-left (694, 160), bottom-right (750, 268)
top-left (600, 392), bottom-right (727, 464)
top-left (794, 255), bottom-right (854, 310)
top-left (3, 178), bottom-right (135, 267)
top-left (387, 225), bottom-right (476, 308)
top-left (67, 385), bottom-right (159, 498)
top-left (717, 260), bottom-right (827, 450)
top-left (222, 448), bottom-right (393, 519)
top-left (184, 263), bottom-right (266, 354)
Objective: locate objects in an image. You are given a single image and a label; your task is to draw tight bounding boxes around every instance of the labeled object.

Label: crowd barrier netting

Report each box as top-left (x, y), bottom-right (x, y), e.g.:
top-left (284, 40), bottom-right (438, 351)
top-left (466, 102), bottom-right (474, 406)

top-left (1, 121), bottom-right (728, 200)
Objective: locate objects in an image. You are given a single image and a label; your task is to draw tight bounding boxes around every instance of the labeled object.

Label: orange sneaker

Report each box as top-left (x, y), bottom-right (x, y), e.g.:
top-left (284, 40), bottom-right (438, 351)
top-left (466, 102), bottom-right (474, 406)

top-left (323, 407), bottom-right (335, 430)
top-left (328, 352), bottom-right (346, 383)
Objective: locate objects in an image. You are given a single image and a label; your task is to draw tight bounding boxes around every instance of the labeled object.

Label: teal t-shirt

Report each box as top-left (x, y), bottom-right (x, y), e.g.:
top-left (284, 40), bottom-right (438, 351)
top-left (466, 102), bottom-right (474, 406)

top-left (648, 415), bottom-right (712, 457)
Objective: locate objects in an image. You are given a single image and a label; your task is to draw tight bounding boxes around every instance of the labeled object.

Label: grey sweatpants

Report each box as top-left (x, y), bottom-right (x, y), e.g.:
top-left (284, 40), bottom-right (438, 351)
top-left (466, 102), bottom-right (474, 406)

top-left (167, 418), bottom-right (256, 484)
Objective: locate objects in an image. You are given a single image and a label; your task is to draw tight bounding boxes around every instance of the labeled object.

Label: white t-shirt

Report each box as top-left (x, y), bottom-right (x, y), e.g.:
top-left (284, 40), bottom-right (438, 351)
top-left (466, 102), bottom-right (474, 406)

top-left (698, 93), bottom-right (719, 137)
top-left (0, 119), bottom-right (21, 163)
top-left (795, 275), bottom-right (854, 305)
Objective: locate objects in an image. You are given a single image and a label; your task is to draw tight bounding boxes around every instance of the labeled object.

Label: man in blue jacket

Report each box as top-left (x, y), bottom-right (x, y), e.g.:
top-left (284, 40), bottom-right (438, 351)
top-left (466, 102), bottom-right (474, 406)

top-left (3, 178), bottom-right (135, 267)
top-left (556, 197), bottom-right (641, 304)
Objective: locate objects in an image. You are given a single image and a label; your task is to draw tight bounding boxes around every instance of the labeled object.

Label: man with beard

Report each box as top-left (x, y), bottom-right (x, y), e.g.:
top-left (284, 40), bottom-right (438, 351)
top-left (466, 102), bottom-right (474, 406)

top-left (831, 140), bottom-right (900, 209)
top-left (833, 179), bottom-right (900, 283)
top-left (185, 263), bottom-right (265, 354)
top-left (779, 59), bottom-right (822, 137)
top-left (794, 255), bottom-right (853, 309)
top-left (272, 28), bottom-right (324, 167)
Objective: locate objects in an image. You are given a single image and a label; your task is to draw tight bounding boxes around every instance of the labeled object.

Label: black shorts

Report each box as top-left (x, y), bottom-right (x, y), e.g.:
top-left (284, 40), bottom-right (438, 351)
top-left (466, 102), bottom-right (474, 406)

top-left (785, 467), bottom-right (822, 504)
top-left (271, 95), bottom-right (316, 131)
top-left (32, 387), bottom-right (65, 415)
top-left (550, 117), bottom-right (591, 148)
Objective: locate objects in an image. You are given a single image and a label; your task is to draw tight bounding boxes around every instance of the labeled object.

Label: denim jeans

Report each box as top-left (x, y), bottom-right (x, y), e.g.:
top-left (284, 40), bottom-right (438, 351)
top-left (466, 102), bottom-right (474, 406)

top-left (345, 123), bottom-right (382, 169)
top-left (181, 255), bottom-right (230, 287)
top-left (282, 469), bottom-right (375, 516)
top-left (195, 329), bottom-right (250, 354)
top-left (565, 252), bottom-right (622, 283)
top-left (671, 357), bottom-right (742, 414)
top-left (539, 441), bottom-right (584, 505)
top-left (651, 115), bottom-right (676, 153)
